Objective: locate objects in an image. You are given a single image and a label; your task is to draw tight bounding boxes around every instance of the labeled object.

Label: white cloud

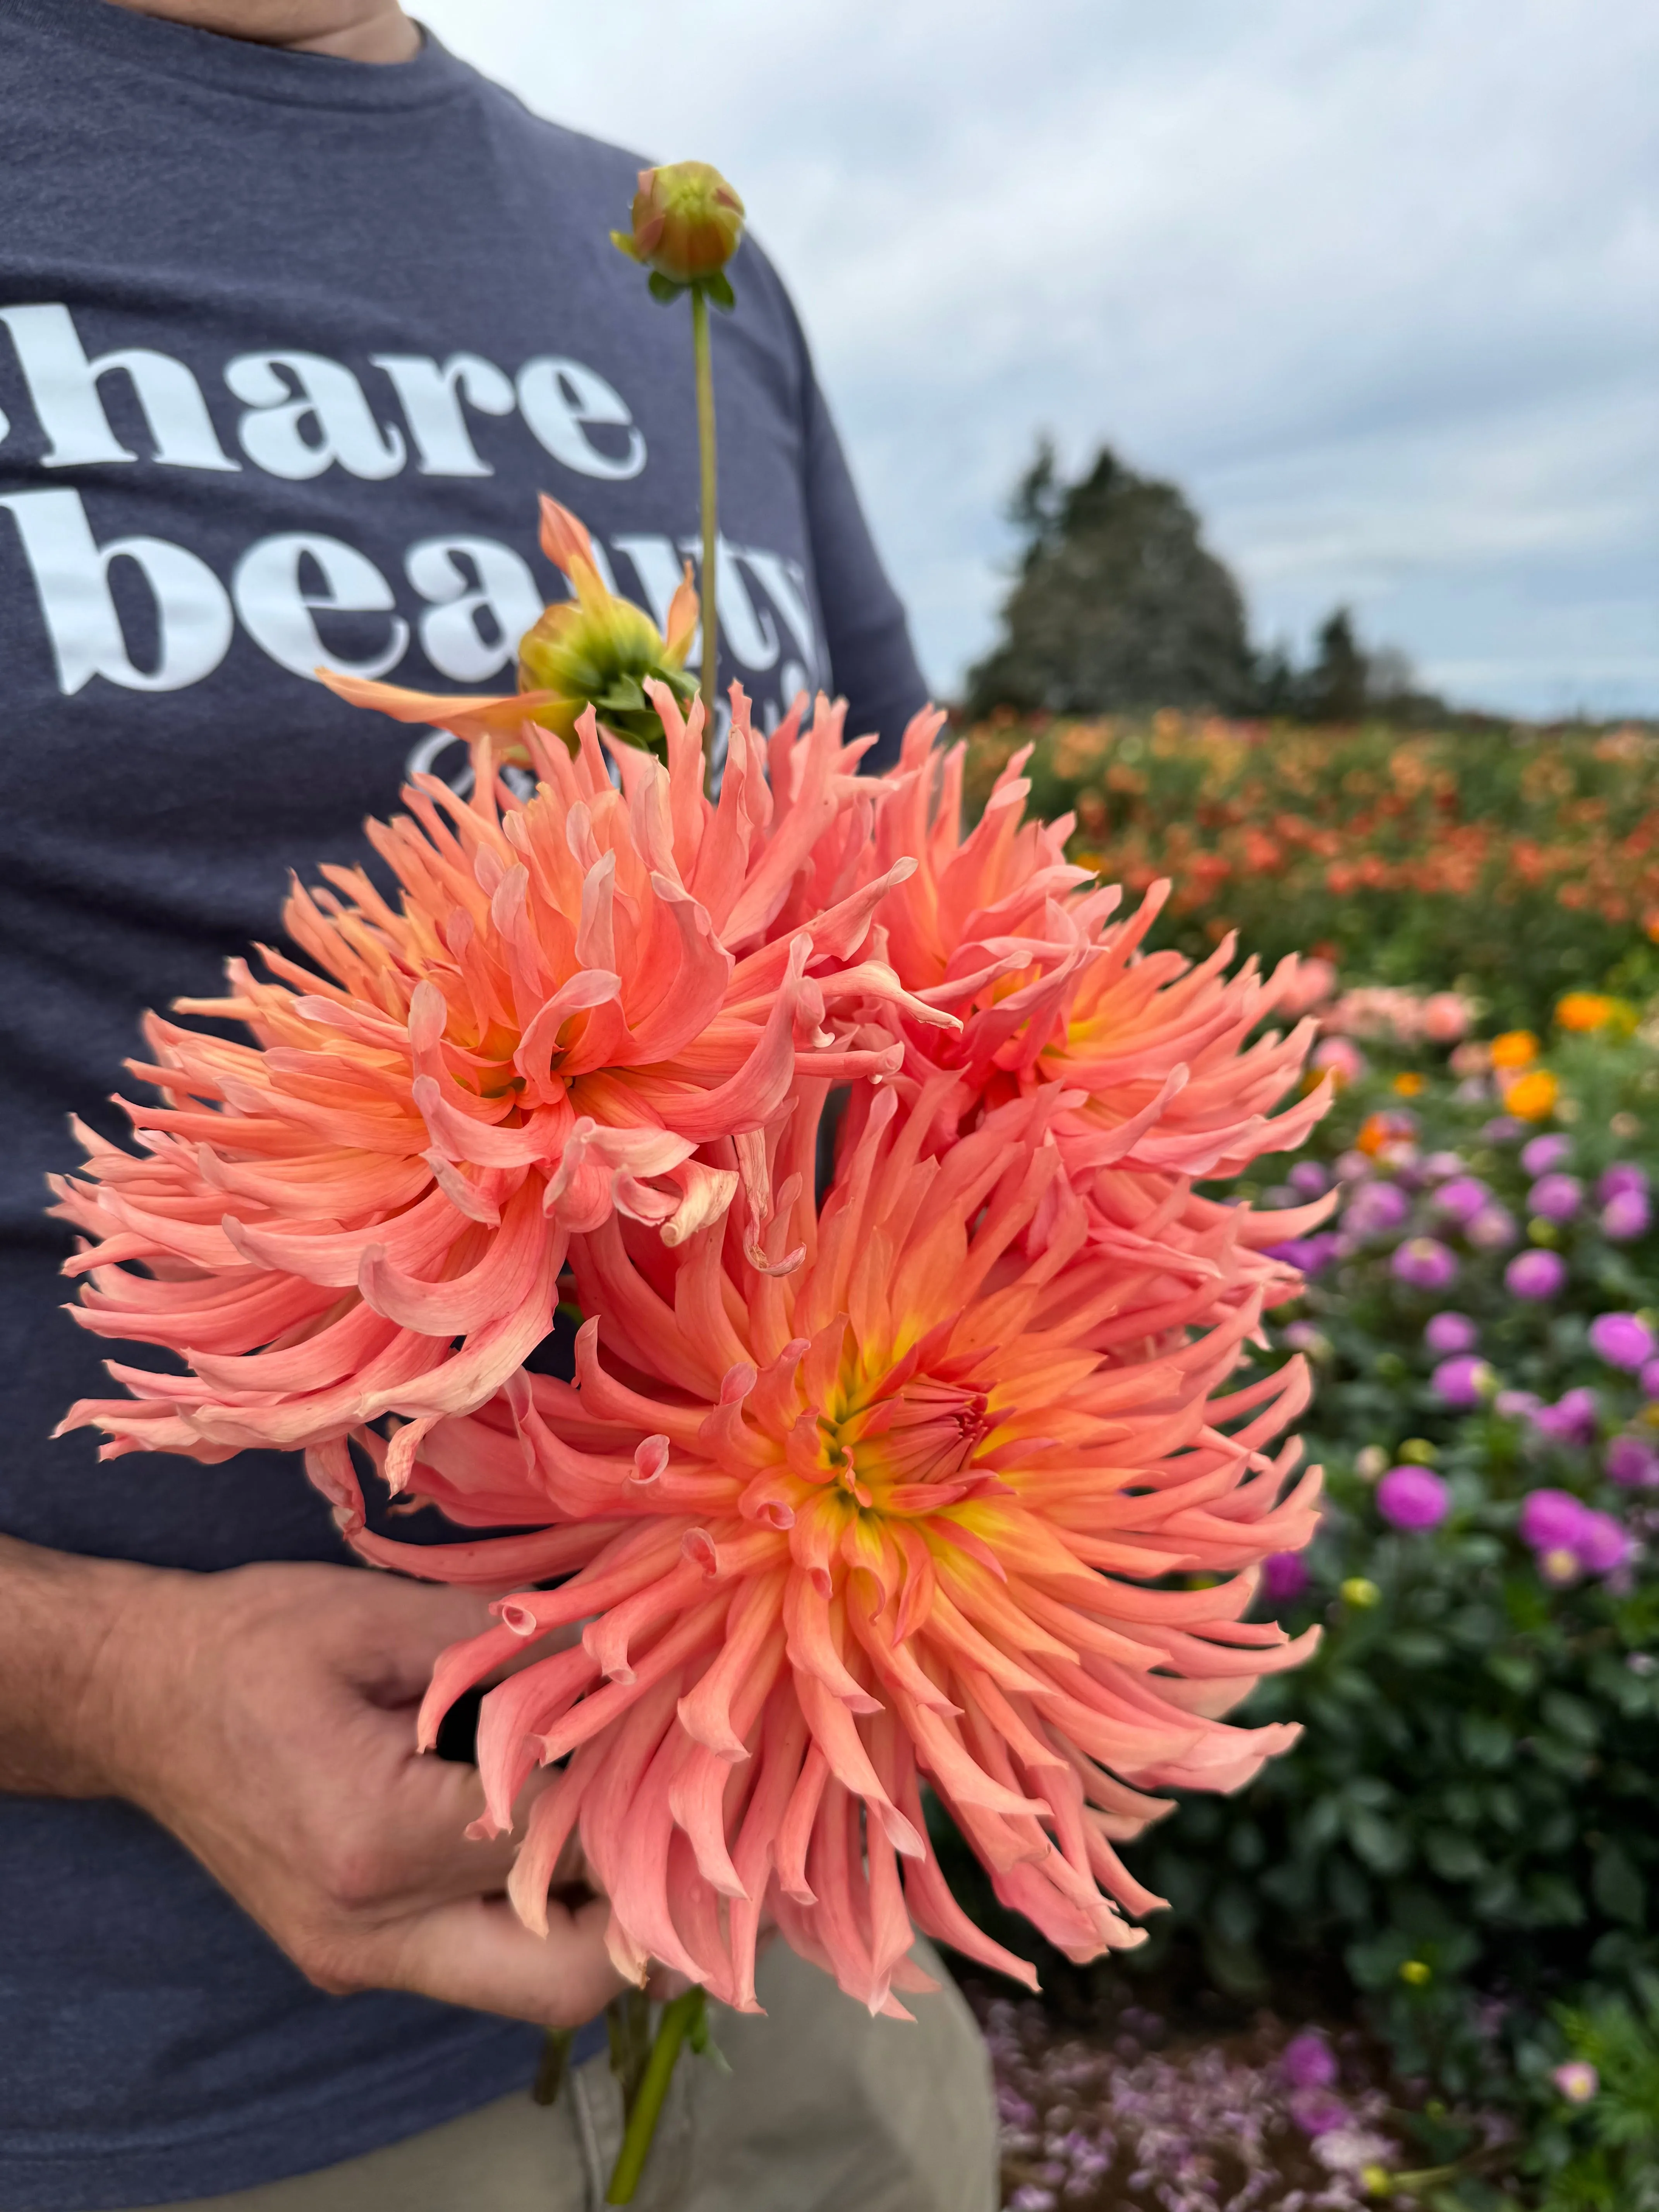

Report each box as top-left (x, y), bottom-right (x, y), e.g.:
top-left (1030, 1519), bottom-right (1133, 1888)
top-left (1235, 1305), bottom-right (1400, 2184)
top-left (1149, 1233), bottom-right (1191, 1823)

top-left (416, 0), bottom-right (1659, 716)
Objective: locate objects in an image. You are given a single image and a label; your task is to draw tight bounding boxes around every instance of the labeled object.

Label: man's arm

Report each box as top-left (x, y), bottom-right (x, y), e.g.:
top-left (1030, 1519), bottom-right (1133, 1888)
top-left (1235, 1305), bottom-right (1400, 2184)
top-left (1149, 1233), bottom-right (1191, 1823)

top-left (0, 1533), bottom-right (625, 2026)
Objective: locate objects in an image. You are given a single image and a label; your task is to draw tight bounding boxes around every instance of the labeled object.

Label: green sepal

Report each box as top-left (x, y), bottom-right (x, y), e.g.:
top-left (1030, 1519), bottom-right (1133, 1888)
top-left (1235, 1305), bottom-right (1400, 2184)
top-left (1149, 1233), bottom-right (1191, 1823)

top-left (699, 269), bottom-right (737, 313)
top-left (648, 270), bottom-right (685, 306)
top-left (610, 230), bottom-right (641, 262)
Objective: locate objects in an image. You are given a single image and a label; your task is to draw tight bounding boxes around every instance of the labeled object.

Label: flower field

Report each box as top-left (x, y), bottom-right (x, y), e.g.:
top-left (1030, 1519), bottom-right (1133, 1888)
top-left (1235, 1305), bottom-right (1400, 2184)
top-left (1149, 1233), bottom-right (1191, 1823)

top-left (962, 715), bottom-right (1659, 1034)
top-left (954, 716), bottom-right (1659, 2210)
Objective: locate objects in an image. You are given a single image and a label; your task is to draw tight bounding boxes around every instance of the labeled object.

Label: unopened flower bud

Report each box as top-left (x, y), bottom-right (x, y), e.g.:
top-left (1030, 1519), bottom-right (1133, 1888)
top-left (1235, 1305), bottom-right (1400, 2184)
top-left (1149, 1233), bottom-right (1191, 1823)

top-left (613, 161), bottom-right (745, 295)
top-left (1341, 1576), bottom-right (1381, 1609)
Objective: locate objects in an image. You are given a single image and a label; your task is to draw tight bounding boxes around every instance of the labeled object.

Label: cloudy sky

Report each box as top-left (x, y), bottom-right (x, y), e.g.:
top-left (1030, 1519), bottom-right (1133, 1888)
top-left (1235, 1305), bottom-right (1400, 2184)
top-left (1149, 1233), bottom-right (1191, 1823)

top-left (419, 0), bottom-right (1659, 719)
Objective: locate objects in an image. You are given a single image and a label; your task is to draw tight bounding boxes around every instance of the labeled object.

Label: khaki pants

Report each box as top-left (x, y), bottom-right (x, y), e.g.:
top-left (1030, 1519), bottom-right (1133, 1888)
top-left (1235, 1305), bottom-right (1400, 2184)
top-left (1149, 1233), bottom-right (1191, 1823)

top-left (142, 1943), bottom-right (998, 2212)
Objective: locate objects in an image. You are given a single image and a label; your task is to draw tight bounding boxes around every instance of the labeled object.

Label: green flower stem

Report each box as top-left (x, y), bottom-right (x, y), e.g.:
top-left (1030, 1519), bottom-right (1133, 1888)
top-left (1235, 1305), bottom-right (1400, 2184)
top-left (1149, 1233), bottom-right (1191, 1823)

top-left (604, 1989), bottom-right (705, 2205)
top-left (690, 284), bottom-right (719, 760)
top-left (531, 2025), bottom-right (574, 2107)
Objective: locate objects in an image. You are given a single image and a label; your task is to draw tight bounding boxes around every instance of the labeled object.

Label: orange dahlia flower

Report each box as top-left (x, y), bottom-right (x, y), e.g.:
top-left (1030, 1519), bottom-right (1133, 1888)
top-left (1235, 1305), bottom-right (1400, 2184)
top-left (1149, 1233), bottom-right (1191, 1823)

top-left (338, 1079), bottom-right (1320, 2015)
top-left (53, 687), bottom-right (948, 1462)
top-left (847, 722), bottom-right (1336, 1316)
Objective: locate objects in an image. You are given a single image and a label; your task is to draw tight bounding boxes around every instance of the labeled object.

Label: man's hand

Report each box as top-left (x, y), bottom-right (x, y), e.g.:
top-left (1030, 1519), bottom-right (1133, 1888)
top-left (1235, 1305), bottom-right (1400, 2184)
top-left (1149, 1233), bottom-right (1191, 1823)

top-left (0, 1537), bottom-right (626, 2029)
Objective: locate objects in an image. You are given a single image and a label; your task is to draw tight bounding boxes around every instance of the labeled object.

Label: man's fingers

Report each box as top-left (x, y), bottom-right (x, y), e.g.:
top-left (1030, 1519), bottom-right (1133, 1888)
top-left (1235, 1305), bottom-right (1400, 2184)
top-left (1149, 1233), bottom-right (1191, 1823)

top-left (382, 1890), bottom-right (630, 2029)
top-left (342, 1578), bottom-right (501, 1705)
top-left (373, 1748), bottom-right (562, 1905)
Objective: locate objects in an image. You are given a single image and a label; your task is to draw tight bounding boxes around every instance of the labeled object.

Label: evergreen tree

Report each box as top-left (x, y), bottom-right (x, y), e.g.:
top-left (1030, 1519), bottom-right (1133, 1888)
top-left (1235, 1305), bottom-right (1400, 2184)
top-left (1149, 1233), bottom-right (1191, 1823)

top-left (1305, 605), bottom-right (1369, 723)
top-left (965, 442), bottom-right (1256, 718)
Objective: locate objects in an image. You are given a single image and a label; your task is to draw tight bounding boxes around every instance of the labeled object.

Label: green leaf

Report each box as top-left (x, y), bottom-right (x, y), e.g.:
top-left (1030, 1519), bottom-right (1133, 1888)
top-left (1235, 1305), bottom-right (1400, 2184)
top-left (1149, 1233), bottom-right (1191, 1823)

top-left (1424, 1829), bottom-right (1486, 1882)
top-left (1347, 1805), bottom-right (1412, 1875)
top-left (1461, 1712), bottom-right (1514, 1769)
top-left (1486, 1648), bottom-right (1542, 1695)
top-left (1593, 1841), bottom-right (1647, 1929)
top-left (1542, 1690), bottom-right (1601, 1748)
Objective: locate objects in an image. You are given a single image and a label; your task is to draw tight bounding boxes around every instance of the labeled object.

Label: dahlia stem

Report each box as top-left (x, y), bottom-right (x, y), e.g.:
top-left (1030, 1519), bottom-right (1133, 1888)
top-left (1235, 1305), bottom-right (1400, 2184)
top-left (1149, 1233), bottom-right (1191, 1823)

top-left (690, 284), bottom-right (720, 765)
top-left (606, 1987), bottom-right (653, 2118)
top-left (531, 2025), bottom-right (574, 2107)
top-left (604, 1988), bottom-right (704, 2204)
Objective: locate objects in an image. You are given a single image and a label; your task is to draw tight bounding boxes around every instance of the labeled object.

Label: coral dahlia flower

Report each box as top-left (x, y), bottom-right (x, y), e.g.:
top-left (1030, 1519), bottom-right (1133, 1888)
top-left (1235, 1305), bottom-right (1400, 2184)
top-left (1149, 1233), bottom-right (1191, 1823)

top-left (856, 719), bottom-right (1336, 1312)
top-left (53, 686), bottom-right (947, 1462)
top-left (340, 1079), bottom-right (1321, 2016)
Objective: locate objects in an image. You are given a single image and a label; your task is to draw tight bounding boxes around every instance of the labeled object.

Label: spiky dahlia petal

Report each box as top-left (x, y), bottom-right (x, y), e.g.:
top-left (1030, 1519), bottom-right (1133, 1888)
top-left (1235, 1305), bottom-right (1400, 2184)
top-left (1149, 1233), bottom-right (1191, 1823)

top-left (54, 693), bottom-right (945, 1461)
top-left (368, 1081), bottom-right (1321, 2017)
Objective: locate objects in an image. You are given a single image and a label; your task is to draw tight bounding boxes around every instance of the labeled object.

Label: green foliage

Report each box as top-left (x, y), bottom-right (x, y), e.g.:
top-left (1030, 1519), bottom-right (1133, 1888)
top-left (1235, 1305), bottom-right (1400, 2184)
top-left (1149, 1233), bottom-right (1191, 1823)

top-left (960, 715), bottom-right (1659, 1032)
top-left (964, 444), bottom-right (1257, 720)
top-left (1525, 1981), bottom-right (1659, 2207)
top-left (1122, 1025), bottom-right (1659, 2160)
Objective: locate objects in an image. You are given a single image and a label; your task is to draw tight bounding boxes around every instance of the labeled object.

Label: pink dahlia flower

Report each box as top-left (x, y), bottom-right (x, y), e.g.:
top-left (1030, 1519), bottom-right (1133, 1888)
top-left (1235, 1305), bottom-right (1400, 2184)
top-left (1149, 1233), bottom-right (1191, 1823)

top-left (53, 687), bottom-right (946, 1462)
top-left (850, 726), bottom-right (1332, 1329)
top-left (339, 1081), bottom-right (1322, 2014)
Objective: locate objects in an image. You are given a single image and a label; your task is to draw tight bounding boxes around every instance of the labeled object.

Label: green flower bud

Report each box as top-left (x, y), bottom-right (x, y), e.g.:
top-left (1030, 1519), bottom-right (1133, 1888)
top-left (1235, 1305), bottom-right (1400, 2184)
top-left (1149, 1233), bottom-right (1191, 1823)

top-left (612, 161), bottom-right (745, 302)
top-left (1341, 1576), bottom-right (1382, 1609)
top-left (1399, 1958), bottom-right (1432, 1985)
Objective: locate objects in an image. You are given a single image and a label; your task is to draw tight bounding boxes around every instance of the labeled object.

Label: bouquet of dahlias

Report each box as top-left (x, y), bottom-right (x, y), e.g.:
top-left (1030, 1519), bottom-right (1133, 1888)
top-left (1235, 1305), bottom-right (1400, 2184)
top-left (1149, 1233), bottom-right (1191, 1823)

top-left (52, 164), bottom-right (1334, 2205)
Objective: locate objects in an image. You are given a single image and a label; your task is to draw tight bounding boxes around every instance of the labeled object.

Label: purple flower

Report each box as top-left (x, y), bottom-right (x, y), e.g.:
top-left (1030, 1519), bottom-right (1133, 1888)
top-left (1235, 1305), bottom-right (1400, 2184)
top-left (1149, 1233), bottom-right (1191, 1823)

top-left (1263, 1233), bottom-right (1340, 1275)
top-left (1288, 1160), bottom-right (1332, 1198)
top-left (1425, 1311), bottom-right (1479, 1354)
top-left (1520, 1487), bottom-right (1592, 1551)
top-left (1434, 1175), bottom-right (1490, 1224)
top-left (1576, 1509), bottom-right (1631, 1575)
top-left (1262, 1550), bottom-right (1310, 1603)
top-left (1589, 1312), bottom-right (1658, 1372)
top-left (1599, 1163), bottom-right (1650, 1204)
top-left (1334, 1148), bottom-right (1372, 1183)
top-left (1642, 1358), bottom-right (1659, 1400)
top-left (1422, 1150), bottom-right (1467, 1182)
top-left (1528, 1173), bottom-right (1583, 1221)
top-left (1392, 1237), bottom-right (1459, 1290)
top-left (1468, 1204), bottom-right (1520, 1250)
top-left (1506, 1248), bottom-right (1566, 1300)
top-left (1378, 1464), bottom-right (1450, 1529)
top-left (1432, 1355), bottom-right (1496, 1408)
top-left (1532, 1387), bottom-right (1600, 1445)
top-left (1482, 1115), bottom-right (1522, 1142)
top-left (1345, 1181), bottom-right (1410, 1237)
top-left (1283, 1322), bottom-right (1333, 1360)
top-left (1602, 1189), bottom-right (1652, 1241)
top-left (1283, 2032), bottom-right (1339, 2090)
top-left (1289, 2087), bottom-right (1350, 2137)
top-left (1497, 1388), bottom-right (1543, 1419)
top-left (1605, 1434), bottom-right (1659, 1488)
top-left (1522, 1133), bottom-right (1573, 1176)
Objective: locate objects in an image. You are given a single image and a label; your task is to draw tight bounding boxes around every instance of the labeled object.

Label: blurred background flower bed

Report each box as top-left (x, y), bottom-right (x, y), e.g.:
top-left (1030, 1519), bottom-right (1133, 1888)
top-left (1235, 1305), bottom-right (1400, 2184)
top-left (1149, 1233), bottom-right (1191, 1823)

top-left (961, 714), bottom-right (1659, 1034)
top-left (943, 715), bottom-right (1659, 2207)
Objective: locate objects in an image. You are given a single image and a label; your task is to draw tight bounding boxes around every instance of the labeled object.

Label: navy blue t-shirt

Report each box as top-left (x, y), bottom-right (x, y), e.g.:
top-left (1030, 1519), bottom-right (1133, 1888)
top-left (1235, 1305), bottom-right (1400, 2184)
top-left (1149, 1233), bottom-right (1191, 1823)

top-left (0, 4), bottom-right (926, 2204)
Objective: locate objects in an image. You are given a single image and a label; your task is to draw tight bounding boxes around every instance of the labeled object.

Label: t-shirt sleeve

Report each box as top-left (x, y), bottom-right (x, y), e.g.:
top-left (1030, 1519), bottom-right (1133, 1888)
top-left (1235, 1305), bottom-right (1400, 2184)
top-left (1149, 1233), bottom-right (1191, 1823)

top-left (801, 375), bottom-right (929, 770)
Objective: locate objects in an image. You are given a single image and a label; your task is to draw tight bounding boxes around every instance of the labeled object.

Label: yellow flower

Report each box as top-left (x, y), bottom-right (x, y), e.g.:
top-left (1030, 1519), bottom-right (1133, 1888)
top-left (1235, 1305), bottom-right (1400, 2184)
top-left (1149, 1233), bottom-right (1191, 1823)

top-left (1505, 1068), bottom-right (1560, 1121)
top-left (1490, 1029), bottom-right (1538, 1070)
top-left (1392, 1071), bottom-right (1426, 1096)
top-left (612, 161), bottom-right (745, 299)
